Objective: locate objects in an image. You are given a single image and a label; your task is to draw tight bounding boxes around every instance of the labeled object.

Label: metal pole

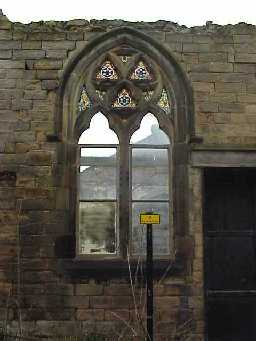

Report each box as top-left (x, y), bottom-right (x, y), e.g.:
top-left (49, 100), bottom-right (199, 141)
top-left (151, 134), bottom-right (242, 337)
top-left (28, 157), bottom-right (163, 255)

top-left (146, 222), bottom-right (154, 341)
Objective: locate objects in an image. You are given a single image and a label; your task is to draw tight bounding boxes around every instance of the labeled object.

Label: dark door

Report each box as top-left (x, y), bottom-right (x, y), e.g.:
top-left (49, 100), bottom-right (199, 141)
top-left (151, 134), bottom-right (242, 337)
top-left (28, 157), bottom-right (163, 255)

top-left (204, 168), bottom-right (256, 341)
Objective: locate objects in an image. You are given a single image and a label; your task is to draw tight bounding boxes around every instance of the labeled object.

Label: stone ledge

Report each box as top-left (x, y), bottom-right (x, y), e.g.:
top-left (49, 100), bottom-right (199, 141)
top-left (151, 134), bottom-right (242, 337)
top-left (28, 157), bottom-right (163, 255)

top-left (57, 257), bottom-right (185, 280)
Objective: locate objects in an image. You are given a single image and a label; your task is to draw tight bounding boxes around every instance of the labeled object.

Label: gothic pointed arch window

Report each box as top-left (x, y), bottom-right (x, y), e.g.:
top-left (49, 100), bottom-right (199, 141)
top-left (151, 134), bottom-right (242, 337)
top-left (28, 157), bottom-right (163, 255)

top-left (58, 28), bottom-right (194, 270)
top-left (74, 45), bottom-right (176, 260)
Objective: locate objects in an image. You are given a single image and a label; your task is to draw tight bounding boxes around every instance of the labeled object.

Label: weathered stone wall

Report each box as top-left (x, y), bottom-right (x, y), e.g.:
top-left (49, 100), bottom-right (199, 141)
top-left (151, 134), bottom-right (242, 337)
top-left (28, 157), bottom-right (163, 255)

top-left (1, 10), bottom-right (256, 340)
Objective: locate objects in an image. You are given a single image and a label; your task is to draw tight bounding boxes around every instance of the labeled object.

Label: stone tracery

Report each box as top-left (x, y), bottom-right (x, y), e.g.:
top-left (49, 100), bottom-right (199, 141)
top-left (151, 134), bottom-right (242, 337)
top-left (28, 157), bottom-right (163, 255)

top-left (78, 46), bottom-right (172, 116)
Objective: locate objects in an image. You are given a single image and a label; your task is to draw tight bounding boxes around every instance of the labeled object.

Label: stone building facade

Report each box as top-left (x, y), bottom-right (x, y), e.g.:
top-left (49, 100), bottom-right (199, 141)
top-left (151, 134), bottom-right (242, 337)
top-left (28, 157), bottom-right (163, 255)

top-left (1, 9), bottom-right (256, 341)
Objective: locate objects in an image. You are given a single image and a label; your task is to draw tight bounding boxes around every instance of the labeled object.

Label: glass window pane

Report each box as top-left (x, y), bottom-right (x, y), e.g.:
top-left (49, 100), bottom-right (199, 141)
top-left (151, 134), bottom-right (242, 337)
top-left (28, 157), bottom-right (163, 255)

top-left (132, 148), bottom-right (169, 200)
top-left (131, 202), bottom-right (170, 256)
top-left (79, 202), bottom-right (117, 255)
top-left (80, 147), bottom-right (117, 200)
top-left (78, 112), bottom-right (119, 144)
top-left (130, 113), bottom-right (169, 145)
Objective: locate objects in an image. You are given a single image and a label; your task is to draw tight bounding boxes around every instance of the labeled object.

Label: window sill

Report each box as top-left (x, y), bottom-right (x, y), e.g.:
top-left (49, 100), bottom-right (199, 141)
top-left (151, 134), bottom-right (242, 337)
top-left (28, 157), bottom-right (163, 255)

top-left (57, 257), bottom-right (185, 280)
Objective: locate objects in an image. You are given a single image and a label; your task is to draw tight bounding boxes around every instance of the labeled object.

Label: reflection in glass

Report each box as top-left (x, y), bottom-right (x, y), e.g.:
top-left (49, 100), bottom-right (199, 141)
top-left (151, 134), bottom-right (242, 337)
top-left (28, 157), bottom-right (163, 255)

top-left (80, 147), bottom-right (117, 200)
top-left (132, 148), bottom-right (169, 200)
top-left (130, 113), bottom-right (170, 257)
top-left (130, 113), bottom-right (170, 145)
top-left (78, 112), bottom-right (119, 145)
top-left (79, 202), bottom-right (116, 255)
top-left (132, 202), bottom-right (170, 256)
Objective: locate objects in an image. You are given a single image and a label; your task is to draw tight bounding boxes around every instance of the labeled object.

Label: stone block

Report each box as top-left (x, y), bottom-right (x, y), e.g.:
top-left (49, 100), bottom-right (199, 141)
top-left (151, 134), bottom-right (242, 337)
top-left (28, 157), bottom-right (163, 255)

top-left (105, 309), bottom-right (130, 321)
top-left (67, 31), bottom-right (84, 40)
top-left (111, 295), bottom-right (133, 308)
top-left (0, 243), bottom-right (16, 255)
top-left (45, 284), bottom-right (74, 295)
top-left (0, 100), bottom-right (11, 109)
top-left (45, 309), bottom-right (75, 321)
top-left (21, 198), bottom-right (54, 210)
top-left (246, 104), bottom-right (256, 114)
top-left (24, 90), bottom-right (47, 100)
top-left (41, 80), bottom-right (59, 90)
top-left (209, 62), bottom-right (233, 72)
top-left (35, 321), bottom-right (80, 337)
top-left (0, 41), bottom-right (21, 49)
top-left (212, 43), bottom-right (234, 53)
top-left (166, 33), bottom-right (193, 43)
top-left (0, 60), bottom-right (25, 69)
top-left (42, 41), bottom-right (75, 50)
top-left (0, 79), bottom-right (16, 89)
top-left (12, 31), bottom-right (27, 40)
top-left (183, 43), bottom-right (211, 53)
top-left (0, 120), bottom-right (15, 132)
top-left (238, 94), bottom-right (256, 103)
top-left (16, 187), bottom-right (54, 200)
top-left (27, 150), bottom-right (53, 165)
top-left (159, 284), bottom-right (186, 296)
top-left (190, 63), bottom-right (211, 72)
top-left (76, 283), bottom-right (103, 296)
top-left (191, 72), bottom-right (254, 83)
top-left (23, 70), bottom-right (37, 80)
top-left (0, 90), bottom-right (14, 99)
top-left (23, 270), bottom-right (58, 284)
top-left (0, 30), bottom-right (12, 40)
top-left (12, 99), bottom-right (33, 110)
top-left (182, 53), bottom-right (199, 64)
top-left (199, 52), bottom-right (227, 62)
top-left (235, 53), bottom-right (256, 63)
top-left (196, 102), bottom-right (218, 113)
top-left (76, 309), bottom-right (104, 321)
top-left (233, 34), bottom-right (254, 43)
top-left (22, 41), bottom-right (42, 49)
top-left (36, 70), bottom-right (59, 79)
top-left (33, 60), bottom-right (63, 70)
top-left (90, 296), bottom-right (112, 309)
top-left (234, 63), bottom-right (256, 73)
top-left (155, 296), bottom-right (180, 309)
top-left (64, 295), bottom-right (90, 308)
top-left (0, 211), bottom-right (18, 225)
top-left (192, 35), bottom-right (213, 44)
top-left (192, 82), bottom-right (214, 93)
top-left (203, 93), bottom-right (236, 103)
top-left (213, 112), bottom-right (231, 123)
top-left (13, 50), bottom-right (46, 59)
top-left (0, 17), bottom-right (12, 30)
top-left (46, 49), bottom-right (67, 59)
top-left (31, 121), bottom-right (53, 133)
top-left (28, 32), bottom-right (66, 41)
top-left (6, 69), bottom-right (24, 79)
top-left (104, 284), bottom-right (131, 296)
top-left (0, 69), bottom-right (6, 77)
top-left (215, 82), bottom-right (245, 92)
top-left (234, 43), bottom-right (256, 53)
top-left (0, 50), bottom-right (11, 59)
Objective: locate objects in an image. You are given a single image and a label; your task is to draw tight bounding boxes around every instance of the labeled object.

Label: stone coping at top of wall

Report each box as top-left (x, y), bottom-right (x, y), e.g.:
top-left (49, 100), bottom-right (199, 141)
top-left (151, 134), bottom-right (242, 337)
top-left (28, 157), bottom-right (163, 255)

top-left (1, 9), bottom-right (256, 35)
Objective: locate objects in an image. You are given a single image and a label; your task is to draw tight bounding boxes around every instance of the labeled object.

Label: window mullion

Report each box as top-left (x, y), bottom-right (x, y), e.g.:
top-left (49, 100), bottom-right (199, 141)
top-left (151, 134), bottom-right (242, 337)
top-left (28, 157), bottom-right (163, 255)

top-left (118, 133), bottom-right (130, 259)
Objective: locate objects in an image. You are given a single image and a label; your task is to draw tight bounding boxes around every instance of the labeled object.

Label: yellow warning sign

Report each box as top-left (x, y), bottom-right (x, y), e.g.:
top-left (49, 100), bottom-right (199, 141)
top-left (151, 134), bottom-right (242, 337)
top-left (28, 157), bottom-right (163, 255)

top-left (140, 213), bottom-right (160, 225)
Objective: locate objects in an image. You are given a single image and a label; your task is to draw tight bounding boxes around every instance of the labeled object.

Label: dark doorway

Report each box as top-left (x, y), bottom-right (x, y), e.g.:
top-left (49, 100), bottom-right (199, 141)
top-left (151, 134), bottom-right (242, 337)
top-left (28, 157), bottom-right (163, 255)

top-left (204, 168), bottom-right (256, 341)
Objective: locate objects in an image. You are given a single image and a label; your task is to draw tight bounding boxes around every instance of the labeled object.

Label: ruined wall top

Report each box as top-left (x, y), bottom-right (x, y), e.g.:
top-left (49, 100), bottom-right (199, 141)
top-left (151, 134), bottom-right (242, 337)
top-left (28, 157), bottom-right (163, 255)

top-left (0, 8), bottom-right (256, 35)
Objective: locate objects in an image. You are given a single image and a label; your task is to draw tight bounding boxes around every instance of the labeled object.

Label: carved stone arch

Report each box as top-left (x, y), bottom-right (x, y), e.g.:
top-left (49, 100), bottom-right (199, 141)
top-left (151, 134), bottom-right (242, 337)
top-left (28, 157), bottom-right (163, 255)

top-left (56, 26), bottom-right (195, 145)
